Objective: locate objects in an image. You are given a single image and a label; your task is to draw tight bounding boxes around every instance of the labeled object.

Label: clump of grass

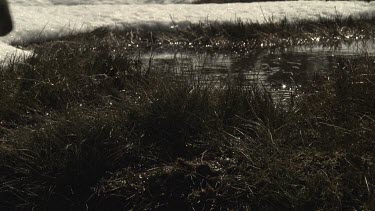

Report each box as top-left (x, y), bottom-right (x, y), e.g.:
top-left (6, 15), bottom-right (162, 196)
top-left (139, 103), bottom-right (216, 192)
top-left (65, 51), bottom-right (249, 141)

top-left (14, 14), bottom-right (375, 53)
top-left (132, 81), bottom-right (215, 159)
top-left (296, 54), bottom-right (375, 153)
top-left (0, 109), bottom-right (130, 209)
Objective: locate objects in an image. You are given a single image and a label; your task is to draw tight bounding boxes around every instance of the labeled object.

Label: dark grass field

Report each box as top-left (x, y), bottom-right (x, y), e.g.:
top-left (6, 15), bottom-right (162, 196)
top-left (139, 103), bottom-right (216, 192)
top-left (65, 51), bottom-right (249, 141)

top-left (0, 16), bottom-right (375, 210)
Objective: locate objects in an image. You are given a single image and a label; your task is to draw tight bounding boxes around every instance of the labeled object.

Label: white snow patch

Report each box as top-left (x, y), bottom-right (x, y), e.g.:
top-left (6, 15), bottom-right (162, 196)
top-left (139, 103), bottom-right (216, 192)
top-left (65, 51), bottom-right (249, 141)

top-left (0, 1), bottom-right (374, 61)
top-left (9, 0), bottom-right (195, 6)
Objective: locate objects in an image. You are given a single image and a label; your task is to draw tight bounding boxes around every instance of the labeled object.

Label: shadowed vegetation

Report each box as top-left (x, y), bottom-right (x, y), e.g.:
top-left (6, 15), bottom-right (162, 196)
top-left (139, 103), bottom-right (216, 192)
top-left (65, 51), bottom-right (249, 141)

top-left (0, 16), bottom-right (374, 210)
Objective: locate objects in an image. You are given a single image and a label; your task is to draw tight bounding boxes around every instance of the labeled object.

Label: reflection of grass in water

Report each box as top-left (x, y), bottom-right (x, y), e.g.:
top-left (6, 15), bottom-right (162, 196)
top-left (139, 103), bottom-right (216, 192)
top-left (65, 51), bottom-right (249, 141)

top-left (0, 18), bottom-right (375, 210)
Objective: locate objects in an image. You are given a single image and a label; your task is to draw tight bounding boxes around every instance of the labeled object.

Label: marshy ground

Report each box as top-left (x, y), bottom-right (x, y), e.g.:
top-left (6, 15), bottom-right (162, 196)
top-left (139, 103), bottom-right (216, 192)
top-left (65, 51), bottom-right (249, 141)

top-left (0, 16), bottom-right (375, 210)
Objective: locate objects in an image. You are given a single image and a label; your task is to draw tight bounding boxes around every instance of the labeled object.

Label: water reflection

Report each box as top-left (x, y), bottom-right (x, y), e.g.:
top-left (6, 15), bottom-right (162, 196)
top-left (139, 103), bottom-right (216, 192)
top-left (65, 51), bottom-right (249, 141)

top-left (145, 40), bottom-right (375, 100)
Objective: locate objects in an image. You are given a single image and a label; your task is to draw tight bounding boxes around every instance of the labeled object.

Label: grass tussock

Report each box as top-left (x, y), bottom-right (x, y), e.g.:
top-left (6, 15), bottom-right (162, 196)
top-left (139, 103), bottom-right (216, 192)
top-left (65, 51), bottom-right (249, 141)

top-left (0, 18), bottom-right (375, 210)
top-left (14, 15), bottom-right (375, 53)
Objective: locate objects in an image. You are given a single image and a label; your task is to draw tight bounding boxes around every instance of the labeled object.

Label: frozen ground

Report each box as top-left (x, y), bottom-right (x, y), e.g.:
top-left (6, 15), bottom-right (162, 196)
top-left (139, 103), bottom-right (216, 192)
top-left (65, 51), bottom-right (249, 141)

top-left (0, 0), bottom-right (374, 60)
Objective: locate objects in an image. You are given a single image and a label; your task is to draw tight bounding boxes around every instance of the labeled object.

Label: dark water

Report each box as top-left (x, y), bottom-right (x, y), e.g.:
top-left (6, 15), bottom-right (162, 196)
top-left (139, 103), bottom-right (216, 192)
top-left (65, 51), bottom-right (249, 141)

top-left (145, 40), bottom-right (375, 101)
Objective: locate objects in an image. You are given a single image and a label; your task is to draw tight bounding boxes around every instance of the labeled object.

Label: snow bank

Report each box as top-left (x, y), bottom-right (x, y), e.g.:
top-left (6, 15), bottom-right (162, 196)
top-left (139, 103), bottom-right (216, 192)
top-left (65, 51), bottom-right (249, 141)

top-left (0, 1), bottom-right (374, 61)
top-left (9, 0), bottom-right (195, 6)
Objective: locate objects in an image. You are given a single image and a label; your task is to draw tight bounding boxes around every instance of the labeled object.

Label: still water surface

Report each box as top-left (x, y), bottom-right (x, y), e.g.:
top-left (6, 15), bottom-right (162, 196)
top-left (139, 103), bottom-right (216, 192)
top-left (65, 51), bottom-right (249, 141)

top-left (145, 40), bottom-right (375, 100)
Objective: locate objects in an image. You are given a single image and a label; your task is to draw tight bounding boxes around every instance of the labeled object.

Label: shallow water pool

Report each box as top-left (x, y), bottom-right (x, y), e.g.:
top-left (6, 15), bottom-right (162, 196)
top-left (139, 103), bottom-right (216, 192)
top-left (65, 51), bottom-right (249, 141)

top-left (144, 40), bottom-right (375, 101)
